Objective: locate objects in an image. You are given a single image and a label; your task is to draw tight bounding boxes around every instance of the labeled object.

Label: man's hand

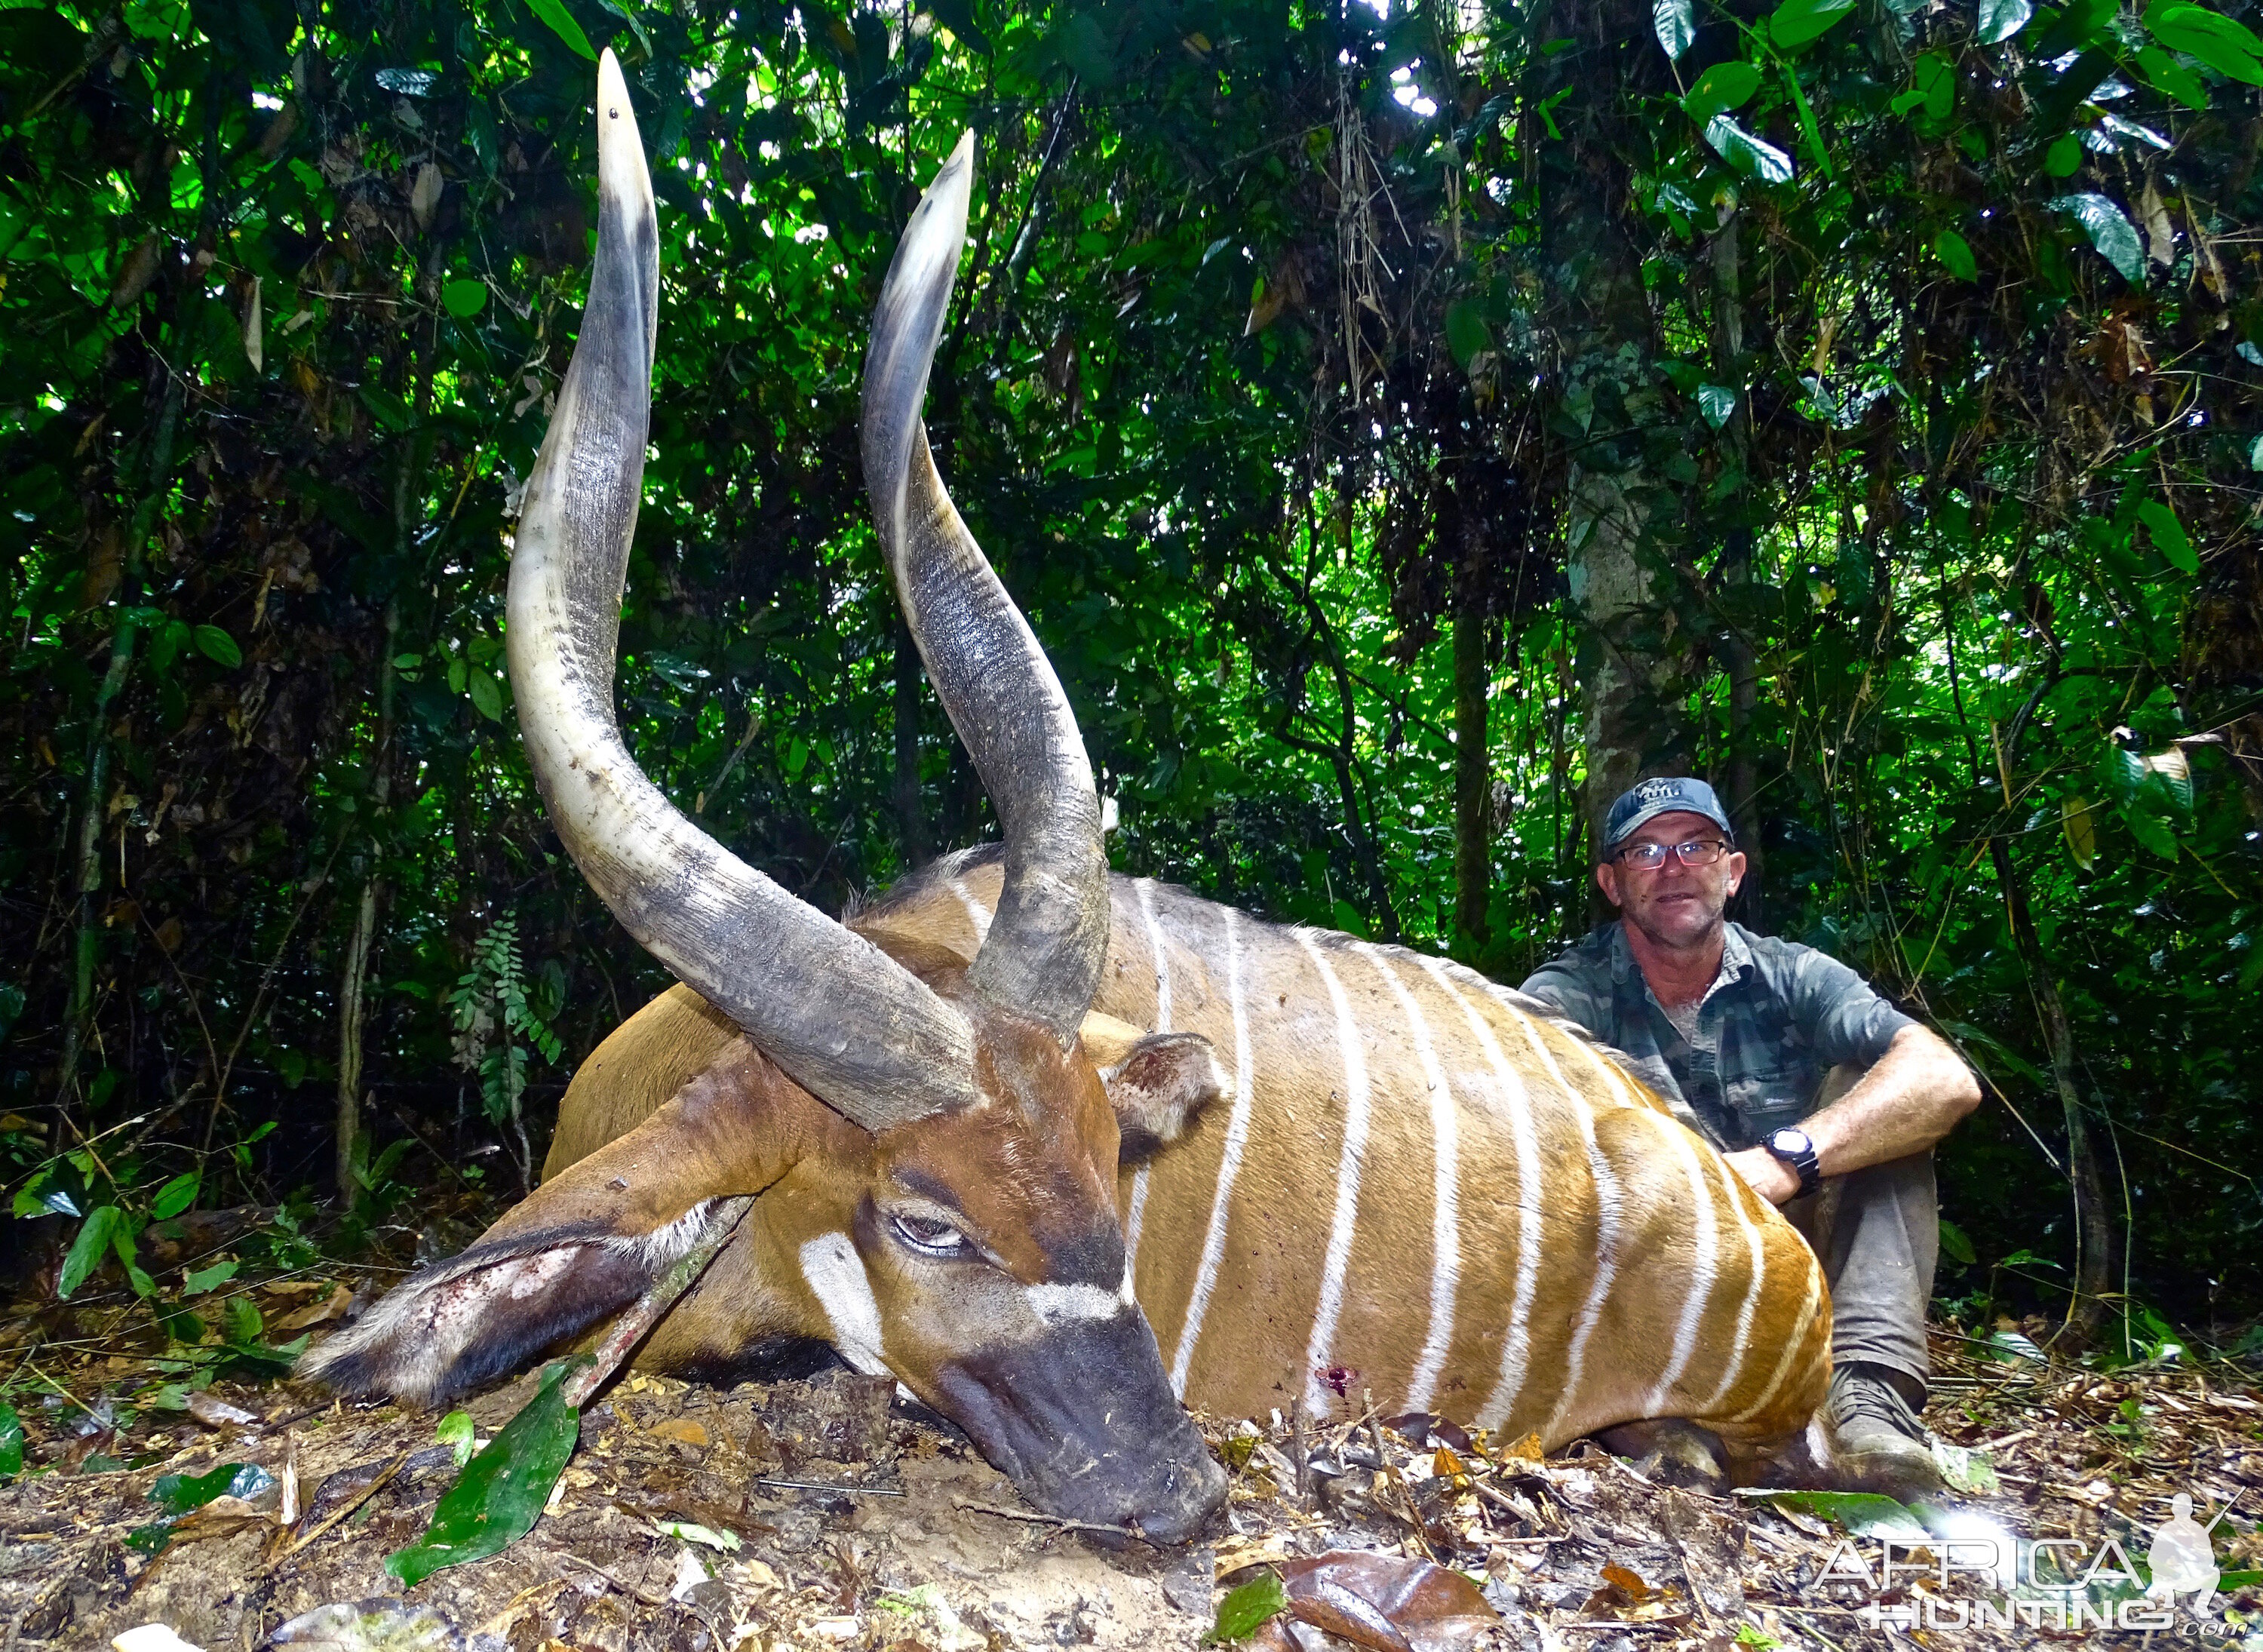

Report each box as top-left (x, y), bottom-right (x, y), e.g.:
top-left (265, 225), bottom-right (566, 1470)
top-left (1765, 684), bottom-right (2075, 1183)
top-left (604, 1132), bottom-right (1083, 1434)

top-left (1724, 1145), bottom-right (1803, 1205)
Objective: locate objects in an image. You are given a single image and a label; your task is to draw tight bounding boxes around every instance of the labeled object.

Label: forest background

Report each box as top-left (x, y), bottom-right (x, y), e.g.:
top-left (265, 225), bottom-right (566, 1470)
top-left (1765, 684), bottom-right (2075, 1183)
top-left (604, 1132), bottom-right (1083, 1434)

top-left (2, 0), bottom-right (2259, 1371)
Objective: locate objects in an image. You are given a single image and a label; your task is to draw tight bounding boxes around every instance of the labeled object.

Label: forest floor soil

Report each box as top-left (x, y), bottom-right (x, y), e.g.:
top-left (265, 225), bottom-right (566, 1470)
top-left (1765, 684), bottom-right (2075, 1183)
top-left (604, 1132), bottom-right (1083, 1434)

top-left (2, 1245), bottom-right (2258, 1651)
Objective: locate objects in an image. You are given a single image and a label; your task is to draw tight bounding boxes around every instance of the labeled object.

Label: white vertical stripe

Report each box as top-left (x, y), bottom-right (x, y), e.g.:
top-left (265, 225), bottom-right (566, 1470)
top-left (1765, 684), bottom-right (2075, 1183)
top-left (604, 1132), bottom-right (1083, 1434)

top-left (1638, 1110), bottom-right (1721, 1414)
top-left (1168, 907), bottom-right (1251, 1399)
top-left (1418, 957), bottom-right (1541, 1432)
top-left (1700, 1150), bottom-right (1767, 1413)
top-left (1125, 880), bottom-right (1172, 1270)
top-left (1136, 878), bottom-right (1172, 1030)
top-left (1482, 981), bottom-right (1646, 1111)
top-left (948, 876), bottom-right (991, 944)
top-left (1122, 1166), bottom-right (1152, 1263)
top-left (1469, 973), bottom-right (1623, 1442)
top-left (1296, 932), bottom-right (1373, 1420)
top-left (1729, 1263), bottom-right (1822, 1424)
top-left (1363, 947), bottom-right (1458, 1413)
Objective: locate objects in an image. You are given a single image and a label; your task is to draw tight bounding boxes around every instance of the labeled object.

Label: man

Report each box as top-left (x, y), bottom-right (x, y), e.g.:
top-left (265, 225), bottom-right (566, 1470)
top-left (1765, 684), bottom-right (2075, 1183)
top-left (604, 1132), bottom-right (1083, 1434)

top-left (1520, 777), bottom-right (1981, 1499)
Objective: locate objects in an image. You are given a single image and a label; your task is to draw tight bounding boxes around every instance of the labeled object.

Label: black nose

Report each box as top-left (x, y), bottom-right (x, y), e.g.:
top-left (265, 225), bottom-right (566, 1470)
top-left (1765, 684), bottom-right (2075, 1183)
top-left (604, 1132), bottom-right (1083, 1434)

top-left (934, 1313), bottom-right (1228, 1544)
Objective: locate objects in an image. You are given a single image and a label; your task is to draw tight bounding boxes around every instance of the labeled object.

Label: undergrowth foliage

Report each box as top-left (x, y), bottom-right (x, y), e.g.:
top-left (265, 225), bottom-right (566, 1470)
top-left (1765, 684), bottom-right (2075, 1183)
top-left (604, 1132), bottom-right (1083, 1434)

top-left (0, 0), bottom-right (2255, 1356)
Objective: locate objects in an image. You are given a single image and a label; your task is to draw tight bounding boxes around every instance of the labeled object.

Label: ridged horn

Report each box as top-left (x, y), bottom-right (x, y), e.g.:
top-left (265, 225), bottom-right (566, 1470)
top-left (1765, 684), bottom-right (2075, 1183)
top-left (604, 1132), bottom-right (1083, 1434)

top-left (861, 134), bottom-right (1109, 1042)
top-left (508, 52), bottom-right (978, 1130)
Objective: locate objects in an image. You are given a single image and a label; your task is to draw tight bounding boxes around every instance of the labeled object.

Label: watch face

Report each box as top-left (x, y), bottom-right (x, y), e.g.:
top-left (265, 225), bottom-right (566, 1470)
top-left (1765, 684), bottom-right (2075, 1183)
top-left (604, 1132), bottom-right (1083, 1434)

top-left (1770, 1128), bottom-right (1811, 1156)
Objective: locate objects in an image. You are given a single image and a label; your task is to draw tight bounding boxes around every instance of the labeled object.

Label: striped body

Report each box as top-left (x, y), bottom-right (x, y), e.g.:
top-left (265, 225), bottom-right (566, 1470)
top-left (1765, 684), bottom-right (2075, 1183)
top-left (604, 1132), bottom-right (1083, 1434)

top-left (877, 852), bottom-right (1832, 1454)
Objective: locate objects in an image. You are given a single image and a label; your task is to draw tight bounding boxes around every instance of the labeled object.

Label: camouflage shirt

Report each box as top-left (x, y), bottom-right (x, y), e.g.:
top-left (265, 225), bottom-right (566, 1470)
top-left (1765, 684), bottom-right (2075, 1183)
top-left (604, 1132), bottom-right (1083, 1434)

top-left (1518, 920), bottom-right (1918, 1152)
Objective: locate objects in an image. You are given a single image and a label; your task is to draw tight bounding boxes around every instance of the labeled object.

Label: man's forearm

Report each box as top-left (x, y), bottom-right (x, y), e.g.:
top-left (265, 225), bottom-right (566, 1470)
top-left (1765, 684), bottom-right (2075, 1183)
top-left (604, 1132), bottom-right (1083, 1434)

top-left (1725, 1024), bottom-right (1981, 1204)
top-left (1807, 1024), bottom-right (1982, 1175)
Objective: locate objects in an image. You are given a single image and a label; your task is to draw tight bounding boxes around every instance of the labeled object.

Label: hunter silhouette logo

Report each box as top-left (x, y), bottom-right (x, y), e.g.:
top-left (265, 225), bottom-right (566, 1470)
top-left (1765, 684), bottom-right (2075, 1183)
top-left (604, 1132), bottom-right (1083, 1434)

top-left (2148, 1493), bottom-right (2225, 1616)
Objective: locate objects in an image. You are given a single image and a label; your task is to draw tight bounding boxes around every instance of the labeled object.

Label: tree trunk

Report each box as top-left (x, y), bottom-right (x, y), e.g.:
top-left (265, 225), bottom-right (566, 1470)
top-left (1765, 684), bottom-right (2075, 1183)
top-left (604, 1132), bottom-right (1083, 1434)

top-left (1451, 538), bottom-right (1491, 960)
top-left (335, 601), bottom-right (397, 1200)
top-left (1568, 469), bottom-right (1695, 844)
top-left (1990, 837), bottom-right (2113, 1344)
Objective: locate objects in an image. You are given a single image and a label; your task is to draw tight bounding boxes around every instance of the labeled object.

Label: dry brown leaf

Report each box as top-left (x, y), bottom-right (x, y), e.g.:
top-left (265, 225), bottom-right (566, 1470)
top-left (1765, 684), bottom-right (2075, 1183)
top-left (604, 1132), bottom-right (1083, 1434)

top-left (1276, 1550), bottom-right (1499, 1652)
top-left (647, 1418), bottom-right (709, 1447)
top-left (273, 1283), bottom-right (355, 1331)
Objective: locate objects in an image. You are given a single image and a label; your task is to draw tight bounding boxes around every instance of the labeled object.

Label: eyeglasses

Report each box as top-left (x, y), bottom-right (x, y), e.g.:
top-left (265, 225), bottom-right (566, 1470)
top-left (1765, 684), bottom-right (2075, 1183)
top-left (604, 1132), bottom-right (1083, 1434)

top-left (1616, 839), bottom-right (1732, 871)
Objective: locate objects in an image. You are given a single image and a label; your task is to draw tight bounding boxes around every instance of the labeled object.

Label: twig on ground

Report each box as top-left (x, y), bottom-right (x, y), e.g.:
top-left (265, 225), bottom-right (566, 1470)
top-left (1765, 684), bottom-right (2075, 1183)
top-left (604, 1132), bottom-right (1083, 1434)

top-left (561, 1550), bottom-right (674, 1608)
top-left (754, 1477), bottom-right (904, 1497)
top-left (953, 1497), bottom-right (1151, 1544)
top-left (562, 1196), bottom-right (754, 1409)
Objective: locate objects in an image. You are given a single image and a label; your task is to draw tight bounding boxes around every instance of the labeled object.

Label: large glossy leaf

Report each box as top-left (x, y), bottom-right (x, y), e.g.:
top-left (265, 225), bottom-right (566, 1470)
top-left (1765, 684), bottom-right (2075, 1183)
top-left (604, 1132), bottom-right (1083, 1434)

top-left (1934, 228), bottom-right (1978, 280)
top-left (1653, 0), bottom-right (1697, 60)
top-left (2050, 193), bottom-right (2145, 281)
top-left (149, 1171), bottom-right (200, 1221)
top-left (1683, 60), bottom-right (1762, 119)
top-left (2136, 42), bottom-right (2211, 106)
top-left (1769, 0), bottom-right (1856, 50)
top-left (59, 1204), bottom-right (121, 1298)
top-left (1978, 0), bottom-right (2032, 44)
top-left (2145, 2), bottom-right (2263, 83)
top-left (0, 1402), bottom-right (21, 1478)
top-left (2138, 499), bottom-right (2198, 573)
top-left (527, 0), bottom-right (597, 59)
top-left (385, 1365), bottom-right (582, 1587)
top-left (1704, 115), bottom-right (1795, 183)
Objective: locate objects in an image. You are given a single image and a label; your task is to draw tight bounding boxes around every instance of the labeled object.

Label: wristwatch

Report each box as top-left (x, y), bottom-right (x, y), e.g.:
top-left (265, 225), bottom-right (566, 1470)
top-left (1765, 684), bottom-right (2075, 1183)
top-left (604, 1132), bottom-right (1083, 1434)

top-left (1764, 1127), bottom-right (1822, 1199)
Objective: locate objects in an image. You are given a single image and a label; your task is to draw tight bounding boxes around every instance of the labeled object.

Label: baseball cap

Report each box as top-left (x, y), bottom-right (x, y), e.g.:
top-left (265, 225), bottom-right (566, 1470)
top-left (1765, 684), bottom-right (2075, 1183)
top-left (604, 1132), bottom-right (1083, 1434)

top-left (1601, 776), bottom-right (1735, 858)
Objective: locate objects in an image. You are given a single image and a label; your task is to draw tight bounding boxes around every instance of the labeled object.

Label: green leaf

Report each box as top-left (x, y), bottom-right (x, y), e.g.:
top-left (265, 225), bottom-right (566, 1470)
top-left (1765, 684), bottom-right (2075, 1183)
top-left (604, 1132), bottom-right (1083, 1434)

top-left (1684, 61), bottom-right (1763, 119)
top-left (468, 665), bottom-right (505, 723)
top-left (1733, 1489), bottom-right (1928, 1538)
top-left (193, 624), bottom-right (244, 669)
top-left (59, 1205), bottom-right (121, 1298)
top-left (2050, 192), bottom-right (2144, 281)
top-left (1934, 228), bottom-right (1978, 281)
top-left (0, 1402), bottom-right (22, 1478)
top-left (1939, 1217), bottom-right (1977, 1266)
top-left (526, 0), bottom-right (597, 60)
top-left (1979, 0), bottom-right (2033, 44)
top-left (2136, 43), bottom-right (2211, 106)
top-left (1894, 54), bottom-right (1955, 121)
top-left (181, 1258), bottom-right (238, 1295)
top-left (1769, 0), bottom-right (1857, 50)
top-left (2037, 0), bottom-right (2118, 57)
top-left (2125, 807), bottom-right (2179, 860)
top-left (1930, 1439), bottom-right (2001, 1495)
top-left (152, 1461), bottom-right (275, 1515)
top-left (2043, 131), bottom-right (2083, 176)
top-left (385, 1364), bottom-right (583, 1587)
top-left (1698, 383), bottom-right (1739, 428)
top-left (2062, 796), bottom-right (2098, 870)
top-left (149, 1171), bottom-right (200, 1221)
top-left (223, 1294), bottom-right (264, 1345)
top-left (1703, 115), bottom-right (1795, 183)
top-left (1653, 0), bottom-right (1697, 59)
top-left (1204, 1570), bottom-right (1288, 1644)
top-left (442, 278), bottom-right (488, 319)
top-left (2250, 431), bottom-right (2263, 471)
top-left (2138, 499), bottom-right (2198, 573)
top-left (1444, 299), bottom-right (1491, 369)
top-left (438, 1410), bottom-right (477, 1467)
top-left (2145, 2), bottom-right (2263, 83)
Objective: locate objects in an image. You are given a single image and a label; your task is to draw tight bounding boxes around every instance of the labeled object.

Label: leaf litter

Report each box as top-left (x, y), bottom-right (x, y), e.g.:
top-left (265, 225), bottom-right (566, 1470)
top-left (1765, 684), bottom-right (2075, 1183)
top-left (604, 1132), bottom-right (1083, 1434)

top-left (3, 1259), bottom-right (2260, 1650)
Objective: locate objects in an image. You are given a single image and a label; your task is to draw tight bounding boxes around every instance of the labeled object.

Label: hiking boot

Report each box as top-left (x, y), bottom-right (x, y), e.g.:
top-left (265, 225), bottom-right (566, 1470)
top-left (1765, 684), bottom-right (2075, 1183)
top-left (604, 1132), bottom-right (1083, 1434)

top-left (1822, 1362), bottom-right (1945, 1502)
